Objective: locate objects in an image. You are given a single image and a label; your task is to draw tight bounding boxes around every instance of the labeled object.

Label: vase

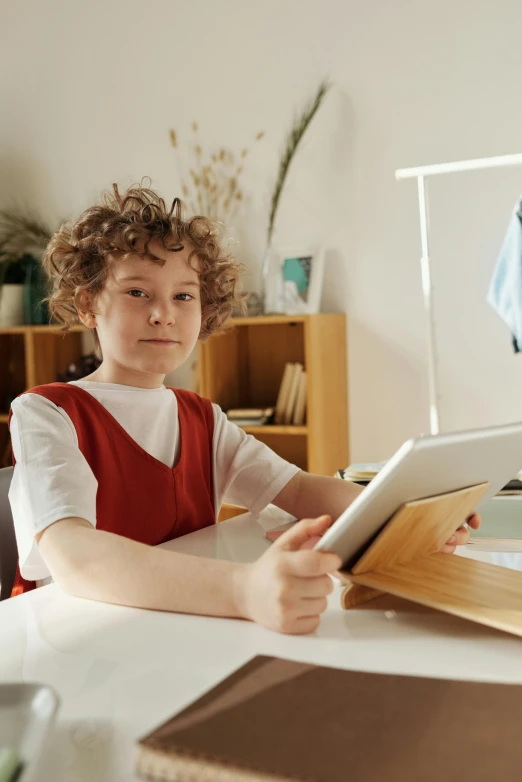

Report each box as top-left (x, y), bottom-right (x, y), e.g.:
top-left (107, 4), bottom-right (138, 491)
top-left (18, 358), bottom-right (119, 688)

top-left (23, 255), bottom-right (49, 325)
top-left (0, 284), bottom-right (25, 326)
top-left (261, 243), bottom-right (284, 314)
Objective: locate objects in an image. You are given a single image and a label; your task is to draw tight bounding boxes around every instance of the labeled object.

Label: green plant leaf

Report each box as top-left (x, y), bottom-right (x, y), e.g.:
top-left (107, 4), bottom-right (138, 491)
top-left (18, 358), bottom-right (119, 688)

top-left (0, 206), bottom-right (53, 261)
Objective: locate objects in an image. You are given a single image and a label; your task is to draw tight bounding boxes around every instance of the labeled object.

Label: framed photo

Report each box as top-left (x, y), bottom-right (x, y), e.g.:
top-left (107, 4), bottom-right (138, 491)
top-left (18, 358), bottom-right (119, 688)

top-left (264, 246), bottom-right (325, 315)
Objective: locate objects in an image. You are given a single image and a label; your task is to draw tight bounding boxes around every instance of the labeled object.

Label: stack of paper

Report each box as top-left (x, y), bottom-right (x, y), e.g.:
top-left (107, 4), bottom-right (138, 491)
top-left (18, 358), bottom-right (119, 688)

top-left (335, 461), bottom-right (387, 483)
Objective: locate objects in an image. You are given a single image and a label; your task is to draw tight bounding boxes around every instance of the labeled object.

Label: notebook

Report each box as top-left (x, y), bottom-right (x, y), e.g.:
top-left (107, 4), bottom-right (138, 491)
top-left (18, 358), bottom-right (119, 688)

top-left (136, 654), bottom-right (522, 781)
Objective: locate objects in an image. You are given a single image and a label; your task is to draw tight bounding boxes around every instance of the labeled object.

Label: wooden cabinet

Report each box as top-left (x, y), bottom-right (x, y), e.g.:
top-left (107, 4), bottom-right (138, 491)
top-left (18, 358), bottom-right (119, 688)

top-left (198, 314), bottom-right (349, 476)
top-left (0, 325), bottom-right (85, 465)
top-left (0, 315), bottom-right (350, 477)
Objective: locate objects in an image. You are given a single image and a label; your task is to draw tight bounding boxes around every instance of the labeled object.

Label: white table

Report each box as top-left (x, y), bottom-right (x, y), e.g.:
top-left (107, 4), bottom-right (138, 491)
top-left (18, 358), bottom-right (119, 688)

top-left (3, 503), bottom-right (522, 782)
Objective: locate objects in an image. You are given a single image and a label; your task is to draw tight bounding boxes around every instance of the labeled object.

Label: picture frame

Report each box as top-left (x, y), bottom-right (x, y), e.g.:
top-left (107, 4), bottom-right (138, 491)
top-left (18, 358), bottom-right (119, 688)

top-left (263, 246), bottom-right (325, 315)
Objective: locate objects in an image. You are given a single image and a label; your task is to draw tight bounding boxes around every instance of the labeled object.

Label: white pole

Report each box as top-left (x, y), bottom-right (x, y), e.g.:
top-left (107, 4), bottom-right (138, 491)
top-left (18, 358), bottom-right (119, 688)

top-left (396, 152), bottom-right (522, 180)
top-left (417, 176), bottom-right (440, 435)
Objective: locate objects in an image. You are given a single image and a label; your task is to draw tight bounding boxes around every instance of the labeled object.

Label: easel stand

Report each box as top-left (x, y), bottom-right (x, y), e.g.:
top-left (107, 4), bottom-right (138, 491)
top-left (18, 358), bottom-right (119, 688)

top-left (338, 483), bottom-right (522, 638)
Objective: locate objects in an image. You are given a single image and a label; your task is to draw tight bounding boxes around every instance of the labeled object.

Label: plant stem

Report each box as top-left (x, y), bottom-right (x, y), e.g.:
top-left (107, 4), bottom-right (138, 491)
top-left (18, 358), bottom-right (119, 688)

top-left (267, 80), bottom-right (330, 246)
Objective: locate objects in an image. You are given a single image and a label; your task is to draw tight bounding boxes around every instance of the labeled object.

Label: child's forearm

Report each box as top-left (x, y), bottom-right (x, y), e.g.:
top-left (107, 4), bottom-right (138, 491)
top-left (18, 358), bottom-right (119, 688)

top-left (273, 471), bottom-right (365, 522)
top-left (38, 518), bottom-right (248, 618)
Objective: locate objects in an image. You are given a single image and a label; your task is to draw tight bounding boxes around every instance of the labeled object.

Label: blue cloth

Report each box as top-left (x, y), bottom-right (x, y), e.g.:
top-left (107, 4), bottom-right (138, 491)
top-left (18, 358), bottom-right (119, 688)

top-left (488, 202), bottom-right (522, 352)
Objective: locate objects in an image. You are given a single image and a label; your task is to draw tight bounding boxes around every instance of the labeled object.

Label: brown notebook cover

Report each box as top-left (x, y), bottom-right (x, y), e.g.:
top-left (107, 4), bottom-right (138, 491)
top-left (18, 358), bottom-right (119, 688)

top-left (136, 654), bottom-right (522, 781)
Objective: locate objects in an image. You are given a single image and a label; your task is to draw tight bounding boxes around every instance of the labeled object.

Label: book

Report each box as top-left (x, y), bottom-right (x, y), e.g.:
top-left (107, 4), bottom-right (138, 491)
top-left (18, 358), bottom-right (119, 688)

top-left (274, 363), bottom-right (295, 425)
top-left (228, 419), bottom-right (270, 427)
top-left (226, 407), bottom-right (275, 420)
top-left (497, 479), bottom-right (522, 496)
top-left (283, 363), bottom-right (303, 425)
top-left (335, 461), bottom-right (387, 483)
top-left (337, 466), bottom-right (522, 496)
top-left (292, 370), bottom-right (307, 425)
top-left (136, 654), bottom-right (522, 781)
top-left (226, 408), bottom-right (275, 426)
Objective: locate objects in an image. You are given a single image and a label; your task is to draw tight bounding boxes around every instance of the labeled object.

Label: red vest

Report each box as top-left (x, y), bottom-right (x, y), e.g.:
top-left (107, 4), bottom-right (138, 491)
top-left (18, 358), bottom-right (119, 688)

top-left (9, 383), bottom-right (215, 597)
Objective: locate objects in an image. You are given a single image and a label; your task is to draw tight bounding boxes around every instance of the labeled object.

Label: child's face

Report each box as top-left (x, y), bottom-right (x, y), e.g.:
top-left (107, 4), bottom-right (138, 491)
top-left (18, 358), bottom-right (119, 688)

top-left (79, 241), bottom-right (202, 387)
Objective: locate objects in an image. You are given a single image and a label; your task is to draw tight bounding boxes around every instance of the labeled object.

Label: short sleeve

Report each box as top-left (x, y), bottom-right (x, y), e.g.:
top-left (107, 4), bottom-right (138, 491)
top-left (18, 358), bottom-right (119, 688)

top-left (9, 394), bottom-right (98, 581)
top-left (211, 404), bottom-right (301, 513)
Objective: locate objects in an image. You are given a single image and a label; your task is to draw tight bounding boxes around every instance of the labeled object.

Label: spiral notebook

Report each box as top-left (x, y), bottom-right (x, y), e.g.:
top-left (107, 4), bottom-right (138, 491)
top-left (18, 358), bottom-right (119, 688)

top-left (136, 654), bottom-right (522, 782)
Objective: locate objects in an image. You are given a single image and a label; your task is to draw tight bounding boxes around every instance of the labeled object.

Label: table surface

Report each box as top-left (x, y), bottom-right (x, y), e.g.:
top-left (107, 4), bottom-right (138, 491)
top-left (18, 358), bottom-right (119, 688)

top-left (3, 500), bottom-right (522, 782)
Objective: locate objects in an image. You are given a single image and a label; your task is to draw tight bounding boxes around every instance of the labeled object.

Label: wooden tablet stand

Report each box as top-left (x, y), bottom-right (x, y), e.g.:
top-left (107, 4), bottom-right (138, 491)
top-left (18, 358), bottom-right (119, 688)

top-left (337, 482), bottom-right (522, 638)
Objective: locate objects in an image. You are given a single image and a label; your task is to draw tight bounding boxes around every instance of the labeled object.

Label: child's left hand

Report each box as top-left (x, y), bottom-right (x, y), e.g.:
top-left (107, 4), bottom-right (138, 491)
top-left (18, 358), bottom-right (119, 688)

top-left (439, 513), bottom-right (481, 554)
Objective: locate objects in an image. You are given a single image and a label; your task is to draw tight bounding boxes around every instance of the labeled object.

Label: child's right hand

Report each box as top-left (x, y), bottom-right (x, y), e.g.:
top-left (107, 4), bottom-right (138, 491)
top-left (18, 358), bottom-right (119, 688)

top-left (238, 515), bottom-right (342, 635)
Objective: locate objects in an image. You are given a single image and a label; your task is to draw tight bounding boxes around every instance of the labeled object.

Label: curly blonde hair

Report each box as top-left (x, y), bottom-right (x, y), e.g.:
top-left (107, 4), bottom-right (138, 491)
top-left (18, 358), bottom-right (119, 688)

top-left (42, 182), bottom-right (246, 357)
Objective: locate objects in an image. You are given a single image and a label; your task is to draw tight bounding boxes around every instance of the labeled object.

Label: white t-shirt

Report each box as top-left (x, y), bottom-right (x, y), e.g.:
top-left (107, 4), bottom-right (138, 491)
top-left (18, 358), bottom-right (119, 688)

top-left (9, 380), bottom-right (300, 581)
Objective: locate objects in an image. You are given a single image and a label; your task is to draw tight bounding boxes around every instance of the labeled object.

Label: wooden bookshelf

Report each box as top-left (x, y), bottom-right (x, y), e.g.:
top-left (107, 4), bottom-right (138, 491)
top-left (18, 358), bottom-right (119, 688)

top-left (0, 324), bottom-right (87, 465)
top-left (198, 314), bottom-right (349, 476)
top-left (0, 315), bottom-right (350, 477)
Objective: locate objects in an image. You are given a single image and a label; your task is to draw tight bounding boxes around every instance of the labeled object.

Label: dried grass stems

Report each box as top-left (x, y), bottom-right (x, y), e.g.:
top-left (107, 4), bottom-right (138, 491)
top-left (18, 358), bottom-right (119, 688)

top-left (169, 123), bottom-right (265, 226)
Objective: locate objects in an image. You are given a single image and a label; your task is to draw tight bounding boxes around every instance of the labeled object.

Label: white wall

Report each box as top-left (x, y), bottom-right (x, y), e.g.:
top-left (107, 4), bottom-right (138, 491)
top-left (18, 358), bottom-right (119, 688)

top-left (3, 0), bottom-right (522, 462)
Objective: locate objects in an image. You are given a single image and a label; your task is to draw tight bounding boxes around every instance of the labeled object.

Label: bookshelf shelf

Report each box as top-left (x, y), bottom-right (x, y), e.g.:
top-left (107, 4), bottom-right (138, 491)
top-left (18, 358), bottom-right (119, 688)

top-left (240, 425), bottom-right (308, 436)
top-left (0, 324), bottom-right (86, 336)
top-left (199, 314), bottom-right (348, 476)
top-left (227, 315), bottom-right (308, 327)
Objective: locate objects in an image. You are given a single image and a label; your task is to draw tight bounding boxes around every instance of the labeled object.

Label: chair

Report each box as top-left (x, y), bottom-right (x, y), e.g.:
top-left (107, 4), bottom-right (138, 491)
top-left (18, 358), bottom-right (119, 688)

top-left (0, 466), bottom-right (17, 600)
top-left (218, 503), bottom-right (247, 522)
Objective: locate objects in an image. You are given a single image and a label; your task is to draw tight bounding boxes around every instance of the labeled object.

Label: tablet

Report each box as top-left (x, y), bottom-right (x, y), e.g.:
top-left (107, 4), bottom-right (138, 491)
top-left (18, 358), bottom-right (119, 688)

top-left (314, 421), bottom-right (522, 568)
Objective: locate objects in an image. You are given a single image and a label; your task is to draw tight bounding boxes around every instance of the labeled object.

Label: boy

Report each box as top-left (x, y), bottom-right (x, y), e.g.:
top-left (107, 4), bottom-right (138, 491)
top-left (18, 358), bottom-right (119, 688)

top-left (8, 183), bottom-right (477, 634)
